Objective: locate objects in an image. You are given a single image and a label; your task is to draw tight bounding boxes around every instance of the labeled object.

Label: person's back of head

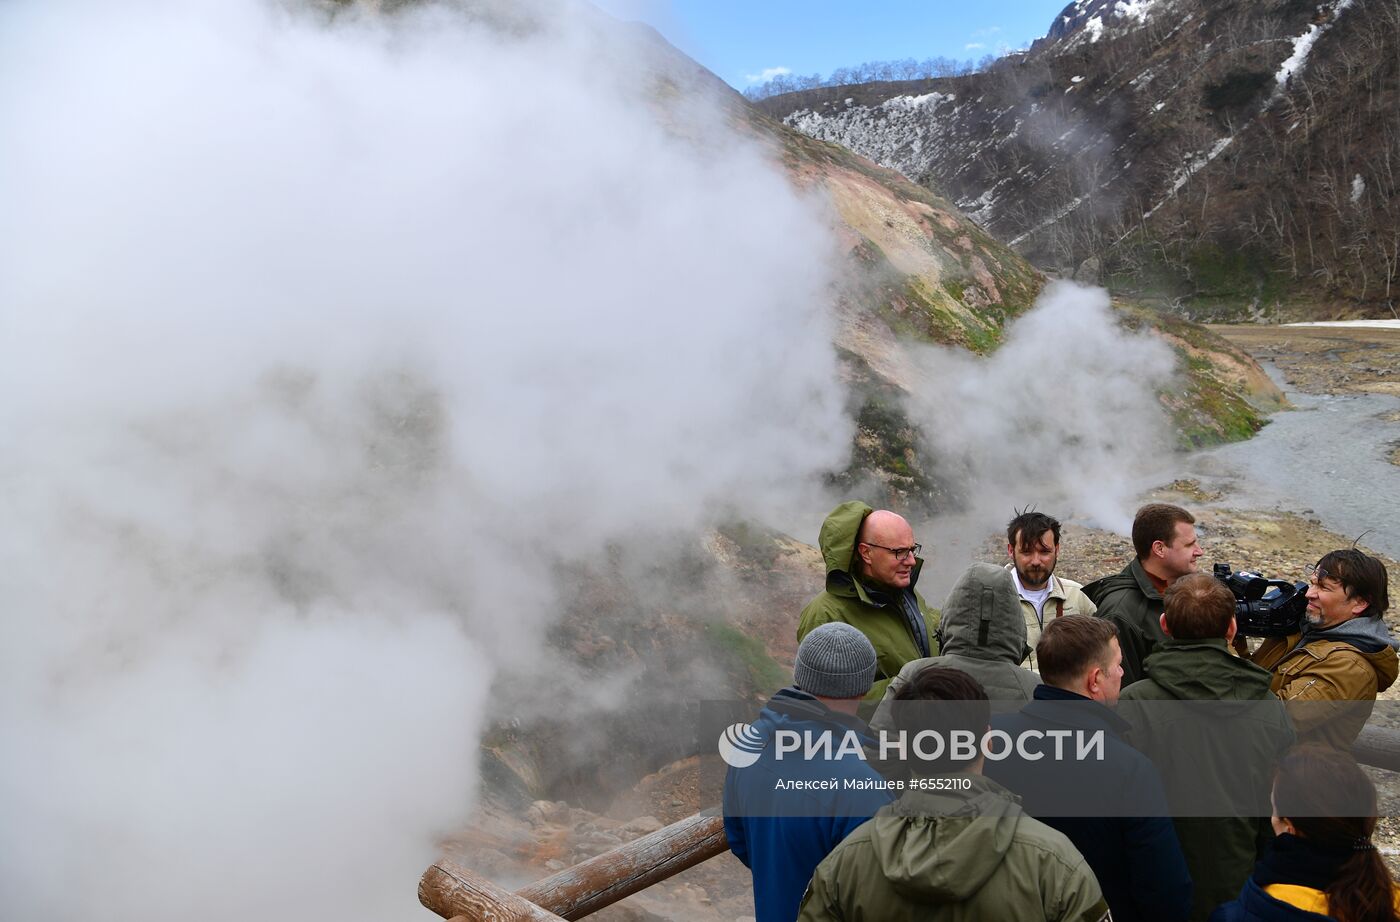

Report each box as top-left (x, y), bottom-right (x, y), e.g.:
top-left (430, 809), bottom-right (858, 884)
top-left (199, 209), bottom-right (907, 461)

top-left (1162, 572), bottom-right (1236, 640)
top-left (1035, 615), bottom-right (1123, 703)
top-left (890, 666), bottom-right (989, 775)
top-left (938, 562), bottom-right (1026, 663)
top-left (794, 622), bottom-right (879, 708)
top-left (1272, 744), bottom-right (1396, 922)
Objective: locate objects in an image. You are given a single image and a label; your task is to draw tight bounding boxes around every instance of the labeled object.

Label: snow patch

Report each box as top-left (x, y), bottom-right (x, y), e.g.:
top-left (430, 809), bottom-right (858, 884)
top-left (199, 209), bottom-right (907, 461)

top-left (1085, 16), bottom-right (1104, 42)
top-left (1114, 0), bottom-right (1157, 24)
top-left (1144, 136), bottom-right (1234, 218)
top-left (783, 92), bottom-right (960, 185)
top-left (1351, 173), bottom-right (1365, 204)
top-left (1010, 194), bottom-right (1089, 246)
top-left (1071, 75), bottom-right (1084, 83)
top-left (1286, 320), bottom-right (1400, 330)
top-left (1153, 101), bottom-right (1166, 111)
top-left (1276, 0), bottom-right (1356, 87)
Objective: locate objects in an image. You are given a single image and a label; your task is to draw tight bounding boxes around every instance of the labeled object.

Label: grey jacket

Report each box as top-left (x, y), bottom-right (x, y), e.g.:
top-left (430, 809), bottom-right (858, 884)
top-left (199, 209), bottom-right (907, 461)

top-left (872, 563), bottom-right (1040, 732)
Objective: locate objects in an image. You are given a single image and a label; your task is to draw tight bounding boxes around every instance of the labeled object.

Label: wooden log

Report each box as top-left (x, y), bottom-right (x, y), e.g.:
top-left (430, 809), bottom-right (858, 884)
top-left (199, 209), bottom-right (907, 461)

top-left (1353, 724), bottom-right (1400, 773)
top-left (514, 814), bottom-right (729, 920)
top-left (419, 859), bottom-right (568, 922)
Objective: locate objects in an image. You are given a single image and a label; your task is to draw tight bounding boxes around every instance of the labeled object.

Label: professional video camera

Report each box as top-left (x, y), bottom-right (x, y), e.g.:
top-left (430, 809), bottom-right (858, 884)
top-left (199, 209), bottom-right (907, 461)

top-left (1212, 563), bottom-right (1308, 637)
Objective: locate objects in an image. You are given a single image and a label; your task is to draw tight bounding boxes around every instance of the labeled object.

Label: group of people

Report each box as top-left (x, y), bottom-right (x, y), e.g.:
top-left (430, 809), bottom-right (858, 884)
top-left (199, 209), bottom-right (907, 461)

top-left (723, 500), bottom-right (1400, 922)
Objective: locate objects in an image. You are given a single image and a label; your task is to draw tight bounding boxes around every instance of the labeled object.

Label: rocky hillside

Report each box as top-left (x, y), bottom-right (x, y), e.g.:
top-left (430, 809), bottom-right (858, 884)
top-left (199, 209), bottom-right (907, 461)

top-left (758, 0), bottom-right (1400, 318)
top-left (626, 22), bottom-right (1282, 514)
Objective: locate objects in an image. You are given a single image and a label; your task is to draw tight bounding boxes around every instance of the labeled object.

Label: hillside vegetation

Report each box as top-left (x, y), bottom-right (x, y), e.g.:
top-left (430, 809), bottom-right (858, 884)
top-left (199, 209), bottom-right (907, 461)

top-left (759, 0), bottom-right (1400, 319)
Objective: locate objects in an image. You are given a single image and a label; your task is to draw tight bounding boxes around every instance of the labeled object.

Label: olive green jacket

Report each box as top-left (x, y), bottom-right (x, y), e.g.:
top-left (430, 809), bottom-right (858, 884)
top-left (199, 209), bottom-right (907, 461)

top-left (797, 501), bottom-right (938, 706)
top-left (797, 775), bottom-right (1110, 922)
top-left (1120, 639), bottom-right (1295, 921)
top-left (1084, 558), bottom-right (1167, 686)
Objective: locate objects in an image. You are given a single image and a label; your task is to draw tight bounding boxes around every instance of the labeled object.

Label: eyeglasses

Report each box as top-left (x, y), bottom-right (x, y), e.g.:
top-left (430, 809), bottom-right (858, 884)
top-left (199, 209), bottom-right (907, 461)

top-left (1304, 563), bottom-right (1330, 587)
top-left (863, 542), bottom-right (922, 562)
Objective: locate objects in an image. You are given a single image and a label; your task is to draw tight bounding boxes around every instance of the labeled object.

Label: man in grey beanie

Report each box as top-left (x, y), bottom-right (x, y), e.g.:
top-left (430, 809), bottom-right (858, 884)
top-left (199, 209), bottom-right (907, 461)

top-left (723, 622), bottom-right (894, 922)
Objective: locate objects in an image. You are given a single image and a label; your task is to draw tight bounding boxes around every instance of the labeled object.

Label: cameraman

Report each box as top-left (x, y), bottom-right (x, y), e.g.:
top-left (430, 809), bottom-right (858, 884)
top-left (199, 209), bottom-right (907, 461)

top-left (1249, 549), bottom-right (1398, 749)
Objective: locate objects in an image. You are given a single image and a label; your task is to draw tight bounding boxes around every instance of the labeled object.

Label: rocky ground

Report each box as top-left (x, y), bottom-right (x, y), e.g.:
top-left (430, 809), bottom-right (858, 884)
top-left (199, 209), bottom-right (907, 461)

top-left (434, 324), bottom-right (1400, 917)
top-left (1209, 324), bottom-right (1400, 400)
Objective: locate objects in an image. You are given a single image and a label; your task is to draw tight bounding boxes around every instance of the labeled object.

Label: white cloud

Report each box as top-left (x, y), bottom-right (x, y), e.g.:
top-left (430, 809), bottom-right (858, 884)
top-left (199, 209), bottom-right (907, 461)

top-left (745, 65), bottom-right (791, 83)
top-left (971, 25), bottom-right (1003, 37)
top-left (965, 42), bottom-right (986, 50)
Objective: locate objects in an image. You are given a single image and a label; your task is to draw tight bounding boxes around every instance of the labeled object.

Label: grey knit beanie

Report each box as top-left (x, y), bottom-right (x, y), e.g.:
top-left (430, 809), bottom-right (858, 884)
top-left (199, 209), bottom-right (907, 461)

top-left (794, 623), bottom-right (878, 699)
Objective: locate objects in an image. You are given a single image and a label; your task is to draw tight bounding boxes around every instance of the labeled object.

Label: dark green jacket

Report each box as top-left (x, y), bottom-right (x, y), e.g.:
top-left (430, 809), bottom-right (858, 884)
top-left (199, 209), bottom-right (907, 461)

top-left (1120, 639), bottom-right (1296, 922)
top-left (797, 501), bottom-right (937, 706)
top-left (797, 775), bottom-right (1110, 922)
top-left (1084, 558), bottom-right (1166, 686)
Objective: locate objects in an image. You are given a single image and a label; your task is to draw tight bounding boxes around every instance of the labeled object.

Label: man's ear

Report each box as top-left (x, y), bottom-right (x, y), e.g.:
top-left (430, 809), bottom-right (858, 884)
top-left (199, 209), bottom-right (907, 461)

top-left (1006, 542), bottom-right (1016, 560)
top-left (1086, 665), bottom-right (1103, 697)
top-left (1226, 617), bottom-right (1237, 643)
top-left (1349, 595), bottom-right (1371, 618)
top-left (1159, 613), bottom-right (1172, 637)
top-left (1151, 539), bottom-right (1167, 559)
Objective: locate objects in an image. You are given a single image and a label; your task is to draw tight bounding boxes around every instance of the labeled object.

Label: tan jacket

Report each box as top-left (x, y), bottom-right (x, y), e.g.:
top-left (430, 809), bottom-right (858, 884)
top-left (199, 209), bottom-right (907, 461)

top-left (1006, 565), bottom-right (1097, 669)
top-left (1252, 627), bottom-right (1399, 749)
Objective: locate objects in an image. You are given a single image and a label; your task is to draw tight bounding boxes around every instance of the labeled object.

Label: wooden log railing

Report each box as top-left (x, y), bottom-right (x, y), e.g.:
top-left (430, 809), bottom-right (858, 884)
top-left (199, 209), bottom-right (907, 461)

top-left (420, 724), bottom-right (1400, 921)
top-left (1354, 724), bottom-right (1400, 773)
top-left (420, 813), bottom-right (729, 921)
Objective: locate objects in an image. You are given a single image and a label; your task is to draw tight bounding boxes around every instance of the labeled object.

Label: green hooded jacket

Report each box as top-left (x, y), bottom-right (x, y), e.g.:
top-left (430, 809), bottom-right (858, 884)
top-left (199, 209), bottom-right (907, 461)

top-left (797, 775), bottom-right (1110, 922)
top-left (1084, 558), bottom-right (1167, 686)
top-left (797, 501), bottom-right (938, 707)
top-left (1119, 639), bottom-right (1296, 922)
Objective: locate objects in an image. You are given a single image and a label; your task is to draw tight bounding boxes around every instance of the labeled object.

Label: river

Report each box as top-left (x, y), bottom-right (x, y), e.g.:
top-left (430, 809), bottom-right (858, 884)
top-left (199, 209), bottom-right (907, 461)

top-left (1190, 363), bottom-right (1400, 559)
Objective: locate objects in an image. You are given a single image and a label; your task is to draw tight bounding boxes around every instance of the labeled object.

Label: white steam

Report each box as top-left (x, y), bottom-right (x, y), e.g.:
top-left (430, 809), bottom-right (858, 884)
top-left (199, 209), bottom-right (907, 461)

top-left (907, 282), bottom-right (1178, 573)
top-left (0, 1), bottom-right (851, 919)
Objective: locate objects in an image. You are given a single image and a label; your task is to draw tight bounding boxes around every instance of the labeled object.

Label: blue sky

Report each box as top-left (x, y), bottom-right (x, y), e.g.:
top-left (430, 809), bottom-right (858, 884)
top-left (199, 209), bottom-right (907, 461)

top-left (592, 1), bottom-right (1072, 90)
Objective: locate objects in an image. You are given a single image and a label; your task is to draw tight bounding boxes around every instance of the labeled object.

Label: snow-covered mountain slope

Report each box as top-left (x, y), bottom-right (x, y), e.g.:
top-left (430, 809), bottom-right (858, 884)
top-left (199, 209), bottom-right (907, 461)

top-left (759, 0), bottom-right (1398, 314)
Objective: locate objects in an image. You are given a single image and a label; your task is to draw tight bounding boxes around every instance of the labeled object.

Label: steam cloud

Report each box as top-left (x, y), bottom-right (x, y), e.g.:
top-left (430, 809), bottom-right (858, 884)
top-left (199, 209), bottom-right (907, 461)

top-left (907, 282), bottom-right (1179, 580)
top-left (0, 1), bottom-right (852, 918)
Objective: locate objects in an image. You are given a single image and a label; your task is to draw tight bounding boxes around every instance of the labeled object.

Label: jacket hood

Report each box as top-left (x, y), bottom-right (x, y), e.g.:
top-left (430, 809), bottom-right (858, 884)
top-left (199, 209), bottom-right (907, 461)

top-left (868, 776), bottom-right (1022, 901)
top-left (938, 563), bottom-right (1027, 663)
top-left (1301, 613), bottom-right (1400, 653)
top-left (817, 501), bottom-right (923, 601)
top-left (750, 686), bottom-right (870, 744)
top-left (1299, 617), bottom-right (1400, 691)
top-left (1142, 639), bottom-right (1275, 700)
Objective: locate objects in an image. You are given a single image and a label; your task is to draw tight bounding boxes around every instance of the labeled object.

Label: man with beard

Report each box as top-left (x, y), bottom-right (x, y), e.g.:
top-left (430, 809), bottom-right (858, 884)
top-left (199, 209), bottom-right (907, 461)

top-left (1249, 547), bottom-right (1398, 749)
top-left (1005, 509), bottom-right (1097, 670)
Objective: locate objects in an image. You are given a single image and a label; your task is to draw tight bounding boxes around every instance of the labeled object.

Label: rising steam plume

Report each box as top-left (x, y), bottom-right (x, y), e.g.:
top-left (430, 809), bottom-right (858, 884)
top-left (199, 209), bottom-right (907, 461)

top-left (0, 1), bottom-right (851, 918)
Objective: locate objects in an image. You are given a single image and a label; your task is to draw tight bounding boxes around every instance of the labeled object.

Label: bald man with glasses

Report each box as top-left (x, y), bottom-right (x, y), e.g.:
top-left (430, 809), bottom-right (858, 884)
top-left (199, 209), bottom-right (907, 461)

top-left (797, 501), bottom-right (938, 712)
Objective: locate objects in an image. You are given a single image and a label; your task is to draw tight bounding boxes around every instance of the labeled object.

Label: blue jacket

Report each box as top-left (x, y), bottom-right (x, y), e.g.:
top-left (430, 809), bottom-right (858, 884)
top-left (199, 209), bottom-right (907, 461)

top-left (1209, 879), bottom-right (1332, 922)
top-left (985, 685), bottom-right (1193, 922)
top-left (722, 687), bottom-right (893, 922)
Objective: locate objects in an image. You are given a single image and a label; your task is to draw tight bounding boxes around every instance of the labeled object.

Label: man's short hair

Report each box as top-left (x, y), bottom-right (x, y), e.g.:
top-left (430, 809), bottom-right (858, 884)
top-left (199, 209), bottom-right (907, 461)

top-left (890, 666), bottom-right (989, 774)
top-left (1132, 503), bottom-right (1196, 560)
top-left (1316, 549), bottom-right (1390, 619)
top-left (1036, 616), bottom-right (1118, 688)
top-left (1007, 509), bottom-right (1061, 552)
top-left (1163, 572), bottom-right (1236, 640)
